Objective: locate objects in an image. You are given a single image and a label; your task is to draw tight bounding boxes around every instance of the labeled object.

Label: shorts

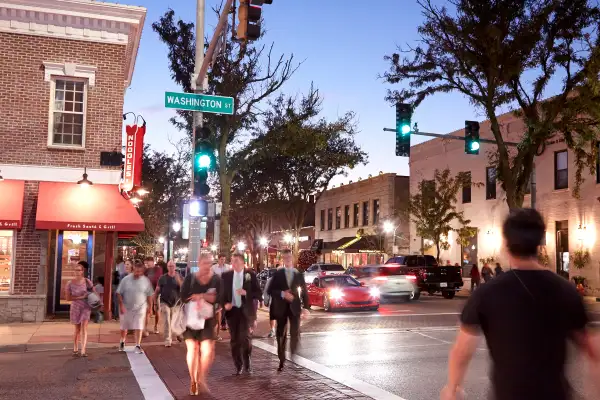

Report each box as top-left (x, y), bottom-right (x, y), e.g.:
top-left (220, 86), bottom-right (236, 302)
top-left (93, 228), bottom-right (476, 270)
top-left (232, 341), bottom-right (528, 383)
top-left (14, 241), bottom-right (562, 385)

top-left (119, 306), bottom-right (147, 331)
top-left (183, 317), bottom-right (216, 342)
top-left (269, 305), bottom-right (276, 321)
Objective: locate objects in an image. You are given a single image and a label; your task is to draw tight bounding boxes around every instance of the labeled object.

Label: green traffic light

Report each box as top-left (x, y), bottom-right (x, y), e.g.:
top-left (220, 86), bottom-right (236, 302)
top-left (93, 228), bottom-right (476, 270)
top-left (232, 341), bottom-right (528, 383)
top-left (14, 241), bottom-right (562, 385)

top-left (470, 141), bottom-right (480, 151)
top-left (196, 154), bottom-right (211, 169)
top-left (401, 124), bottom-right (411, 135)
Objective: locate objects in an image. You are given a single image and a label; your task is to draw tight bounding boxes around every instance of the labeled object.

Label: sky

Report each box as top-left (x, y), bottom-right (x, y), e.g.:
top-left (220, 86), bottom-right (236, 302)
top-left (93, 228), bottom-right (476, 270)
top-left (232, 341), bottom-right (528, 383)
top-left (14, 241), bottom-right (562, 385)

top-left (121, 0), bottom-right (480, 187)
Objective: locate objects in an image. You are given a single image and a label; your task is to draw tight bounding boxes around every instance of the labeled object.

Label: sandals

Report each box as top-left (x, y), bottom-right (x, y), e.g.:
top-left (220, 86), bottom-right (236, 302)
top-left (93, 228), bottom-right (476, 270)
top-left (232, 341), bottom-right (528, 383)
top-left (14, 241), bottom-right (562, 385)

top-left (189, 381), bottom-right (198, 396)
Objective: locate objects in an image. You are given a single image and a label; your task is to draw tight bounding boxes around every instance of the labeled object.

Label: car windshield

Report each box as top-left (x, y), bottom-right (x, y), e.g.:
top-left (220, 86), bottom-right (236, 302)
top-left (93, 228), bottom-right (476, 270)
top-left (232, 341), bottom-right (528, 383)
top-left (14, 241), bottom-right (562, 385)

top-left (321, 264), bottom-right (345, 271)
top-left (321, 276), bottom-right (360, 287)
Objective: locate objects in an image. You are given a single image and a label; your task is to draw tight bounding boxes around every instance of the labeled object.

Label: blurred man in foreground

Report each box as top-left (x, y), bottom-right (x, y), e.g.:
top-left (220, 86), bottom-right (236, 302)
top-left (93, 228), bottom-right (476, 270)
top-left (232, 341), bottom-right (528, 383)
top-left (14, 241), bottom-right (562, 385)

top-left (442, 208), bottom-right (599, 400)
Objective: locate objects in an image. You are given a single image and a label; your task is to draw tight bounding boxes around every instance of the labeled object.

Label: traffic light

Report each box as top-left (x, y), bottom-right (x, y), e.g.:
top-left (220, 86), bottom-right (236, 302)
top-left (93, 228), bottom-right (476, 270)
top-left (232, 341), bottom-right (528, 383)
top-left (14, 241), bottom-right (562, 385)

top-left (464, 121), bottom-right (480, 155)
top-left (193, 126), bottom-right (212, 197)
top-left (237, 0), bottom-right (272, 41)
top-left (395, 103), bottom-right (412, 157)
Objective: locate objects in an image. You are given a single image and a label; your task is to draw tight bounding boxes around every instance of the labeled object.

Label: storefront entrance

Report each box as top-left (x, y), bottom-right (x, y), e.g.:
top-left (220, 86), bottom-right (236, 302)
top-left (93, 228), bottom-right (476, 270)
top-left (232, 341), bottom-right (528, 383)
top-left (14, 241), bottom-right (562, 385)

top-left (54, 231), bottom-right (93, 312)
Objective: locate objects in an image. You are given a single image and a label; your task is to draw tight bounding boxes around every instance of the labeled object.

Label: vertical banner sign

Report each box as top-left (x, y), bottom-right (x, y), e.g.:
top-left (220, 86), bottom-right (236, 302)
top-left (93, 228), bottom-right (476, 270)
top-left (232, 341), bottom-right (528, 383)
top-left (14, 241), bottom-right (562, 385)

top-left (122, 124), bottom-right (145, 191)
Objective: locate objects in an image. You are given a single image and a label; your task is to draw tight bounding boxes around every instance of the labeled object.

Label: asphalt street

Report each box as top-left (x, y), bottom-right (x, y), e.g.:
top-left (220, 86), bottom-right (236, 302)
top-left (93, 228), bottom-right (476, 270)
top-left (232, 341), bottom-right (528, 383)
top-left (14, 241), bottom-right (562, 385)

top-left (257, 294), bottom-right (600, 400)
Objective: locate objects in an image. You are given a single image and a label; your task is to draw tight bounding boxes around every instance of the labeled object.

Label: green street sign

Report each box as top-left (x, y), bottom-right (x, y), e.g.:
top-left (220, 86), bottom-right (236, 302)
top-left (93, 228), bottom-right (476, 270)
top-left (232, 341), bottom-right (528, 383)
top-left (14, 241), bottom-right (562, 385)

top-left (164, 91), bottom-right (234, 115)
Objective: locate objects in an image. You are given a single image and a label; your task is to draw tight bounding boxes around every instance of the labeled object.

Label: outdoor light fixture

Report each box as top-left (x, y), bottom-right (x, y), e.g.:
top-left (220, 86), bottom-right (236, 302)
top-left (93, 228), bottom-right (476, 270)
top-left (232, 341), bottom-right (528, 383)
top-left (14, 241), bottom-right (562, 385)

top-left (237, 241), bottom-right (246, 251)
top-left (259, 237), bottom-right (268, 247)
top-left (158, 236), bottom-right (165, 244)
top-left (77, 167), bottom-right (93, 187)
top-left (210, 244), bottom-right (218, 252)
top-left (383, 221), bottom-right (394, 233)
top-left (172, 222), bottom-right (182, 233)
top-left (284, 233), bottom-right (293, 244)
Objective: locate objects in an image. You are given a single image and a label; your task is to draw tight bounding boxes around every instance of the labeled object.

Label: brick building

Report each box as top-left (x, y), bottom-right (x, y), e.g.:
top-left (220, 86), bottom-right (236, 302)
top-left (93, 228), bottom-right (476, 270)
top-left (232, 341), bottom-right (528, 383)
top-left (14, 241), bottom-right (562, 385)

top-left (314, 173), bottom-right (410, 267)
top-left (410, 110), bottom-right (600, 292)
top-left (0, 0), bottom-right (146, 322)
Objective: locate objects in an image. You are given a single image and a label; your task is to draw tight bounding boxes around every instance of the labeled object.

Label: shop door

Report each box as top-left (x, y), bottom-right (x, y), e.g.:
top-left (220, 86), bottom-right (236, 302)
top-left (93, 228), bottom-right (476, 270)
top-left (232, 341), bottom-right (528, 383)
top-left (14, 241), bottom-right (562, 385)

top-left (55, 231), bottom-right (93, 312)
top-left (555, 221), bottom-right (569, 278)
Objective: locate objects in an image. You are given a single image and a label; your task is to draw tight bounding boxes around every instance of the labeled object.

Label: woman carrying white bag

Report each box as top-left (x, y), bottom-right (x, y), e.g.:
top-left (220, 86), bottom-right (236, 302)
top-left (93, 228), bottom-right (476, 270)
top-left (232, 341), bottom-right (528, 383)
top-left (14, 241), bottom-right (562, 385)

top-left (179, 253), bottom-right (222, 396)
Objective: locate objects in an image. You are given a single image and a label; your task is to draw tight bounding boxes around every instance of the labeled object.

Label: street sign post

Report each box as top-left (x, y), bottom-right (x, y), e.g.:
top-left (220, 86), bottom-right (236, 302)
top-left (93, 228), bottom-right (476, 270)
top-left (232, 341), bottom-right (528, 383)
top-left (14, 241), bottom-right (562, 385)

top-left (164, 91), bottom-right (234, 115)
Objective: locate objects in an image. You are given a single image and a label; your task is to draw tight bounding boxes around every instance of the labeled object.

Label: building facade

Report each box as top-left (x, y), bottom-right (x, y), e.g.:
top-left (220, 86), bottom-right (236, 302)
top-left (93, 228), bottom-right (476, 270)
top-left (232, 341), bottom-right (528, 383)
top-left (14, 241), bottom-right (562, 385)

top-left (410, 111), bottom-right (600, 292)
top-left (0, 0), bottom-right (146, 322)
top-left (315, 173), bottom-right (410, 267)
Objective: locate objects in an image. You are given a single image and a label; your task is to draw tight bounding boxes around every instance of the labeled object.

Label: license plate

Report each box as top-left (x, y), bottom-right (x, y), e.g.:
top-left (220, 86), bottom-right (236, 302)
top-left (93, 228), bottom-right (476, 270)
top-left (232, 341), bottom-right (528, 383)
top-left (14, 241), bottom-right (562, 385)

top-left (440, 283), bottom-right (448, 288)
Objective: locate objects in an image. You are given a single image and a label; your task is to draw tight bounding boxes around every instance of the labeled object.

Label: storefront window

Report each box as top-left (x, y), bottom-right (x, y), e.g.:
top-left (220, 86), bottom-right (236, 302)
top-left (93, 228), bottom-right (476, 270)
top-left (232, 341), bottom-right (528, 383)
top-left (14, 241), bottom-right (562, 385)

top-left (0, 231), bottom-right (14, 294)
top-left (59, 231), bottom-right (90, 305)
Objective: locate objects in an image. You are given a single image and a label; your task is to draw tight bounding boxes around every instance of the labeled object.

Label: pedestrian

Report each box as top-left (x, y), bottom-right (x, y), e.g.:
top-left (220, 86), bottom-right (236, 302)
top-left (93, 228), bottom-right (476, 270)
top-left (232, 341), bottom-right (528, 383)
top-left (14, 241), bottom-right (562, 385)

top-left (469, 264), bottom-right (480, 292)
top-left (124, 259), bottom-right (133, 275)
top-left (116, 256), bottom-right (126, 280)
top-left (211, 253), bottom-right (231, 336)
top-left (494, 262), bottom-right (503, 276)
top-left (65, 260), bottom-right (96, 357)
top-left (441, 208), bottom-right (600, 400)
top-left (481, 263), bottom-right (494, 283)
top-left (263, 268), bottom-right (280, 338)
top-left (267, 249), bottom-right (310, 372)
top-left (144, 256), bottom-right (163, 336)
top-left (221, 253), bottom-right (262, 375)
top-left (157, 259), bottom-right (168, 275)
top-left (180, 253), bottom-right (222, 396)
top-left (92, 276), bottom-right (105, 323)
top-left (112, 268), bottom-right (121, 320)
top-left (116, 259), bottom-right (153, 354)
top-left (154, 260), bottom-right (183, 347)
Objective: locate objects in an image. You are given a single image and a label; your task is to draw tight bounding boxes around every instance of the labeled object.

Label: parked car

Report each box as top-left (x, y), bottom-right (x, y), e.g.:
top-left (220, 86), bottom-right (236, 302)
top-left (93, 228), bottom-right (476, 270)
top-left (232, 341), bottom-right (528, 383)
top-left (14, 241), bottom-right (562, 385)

top-left (304, 263), bottom-right (345, 283)
top-left (257, 268), bottom-right (278, 290)
top-left (346, 264), bottom-right (420, 301)
top-left (306, 275), bottom-right (380, 312)
top-left (384, 255), bottom-right (463, 299)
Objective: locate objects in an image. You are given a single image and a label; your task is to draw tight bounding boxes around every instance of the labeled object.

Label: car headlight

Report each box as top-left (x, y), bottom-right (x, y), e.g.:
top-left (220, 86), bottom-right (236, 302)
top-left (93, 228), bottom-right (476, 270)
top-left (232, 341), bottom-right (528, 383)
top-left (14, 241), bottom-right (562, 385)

top-left (329, 288), bottom-right (344, 300)
top-left (369, 287), bottom-right (381, 298)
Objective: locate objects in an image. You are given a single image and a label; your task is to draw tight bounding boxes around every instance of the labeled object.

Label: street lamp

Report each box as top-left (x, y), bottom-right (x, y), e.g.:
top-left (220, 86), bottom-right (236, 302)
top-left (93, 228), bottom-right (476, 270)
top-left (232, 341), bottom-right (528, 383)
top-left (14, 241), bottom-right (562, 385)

top-left (237, 241), bottom-right (246, 251)
top-left (383, 220), bottom-right (399, 255)
top-left (158, 236), bottom-right (165, 244)
top-left (172, 221), bottom-right (181, 233)
top-left (284, 233), bottom-right (293, 244)
top-left (210, 244), bottom-right (218, 252)
top-left (259, 237), bottom-right (268, 247)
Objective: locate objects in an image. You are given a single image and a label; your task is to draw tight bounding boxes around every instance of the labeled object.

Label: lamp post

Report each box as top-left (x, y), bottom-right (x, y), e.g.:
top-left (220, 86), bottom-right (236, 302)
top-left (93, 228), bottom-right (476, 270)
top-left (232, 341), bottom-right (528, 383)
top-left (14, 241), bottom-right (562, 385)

top-left (259, 236), bottom-right (269, 268)
top-left (383, 221), bottom-right (399, 256)
top-left (166, 221), bottom-right (182, 261)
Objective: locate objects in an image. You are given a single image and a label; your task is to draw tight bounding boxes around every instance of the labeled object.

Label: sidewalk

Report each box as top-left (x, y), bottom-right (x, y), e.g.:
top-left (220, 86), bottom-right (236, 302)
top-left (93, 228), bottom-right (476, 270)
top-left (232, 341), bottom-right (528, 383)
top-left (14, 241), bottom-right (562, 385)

top-left (0, 319), bottom-right (165, 352)
top-left (146, 342), bottom-right (372, 400)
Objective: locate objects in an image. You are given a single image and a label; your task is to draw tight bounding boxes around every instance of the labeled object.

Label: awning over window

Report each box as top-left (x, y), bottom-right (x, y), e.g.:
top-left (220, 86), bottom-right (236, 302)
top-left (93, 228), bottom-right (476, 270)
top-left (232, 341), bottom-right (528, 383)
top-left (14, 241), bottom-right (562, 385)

top-left (35, 182), bottom-right (144, 232)
top-left (0, 180), bottom-right (25, 229)
top-left (321, 235), bottom-right (383, 253)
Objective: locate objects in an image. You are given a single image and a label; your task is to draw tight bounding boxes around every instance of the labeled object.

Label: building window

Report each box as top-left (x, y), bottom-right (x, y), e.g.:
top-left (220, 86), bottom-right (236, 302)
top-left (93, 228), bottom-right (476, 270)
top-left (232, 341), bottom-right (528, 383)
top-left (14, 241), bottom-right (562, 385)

top-left (462, 172), bottom-right (471, 203)
top-left (327, 208), bottom-right (333, 230)
top-left (373, 199), bottom-right (380, 225)
top-left (335, 207), bottom-right (341, 229)
top-left (344, 205), bottom-right (350, 228)
top-left (486, 167), bottom-right (496, 200)
top-left (353, 203), bottom-right (359, 227)
top-left (555, 150), bottom-right (568, 190)
top-left (0, 230), bottom-right (14, 294)
top-left (320, 210), bottom-right (325, 231)
top-left (50, 79), bottom-right (87, 147)
top-left (362, 201), bottom-right (369, 226)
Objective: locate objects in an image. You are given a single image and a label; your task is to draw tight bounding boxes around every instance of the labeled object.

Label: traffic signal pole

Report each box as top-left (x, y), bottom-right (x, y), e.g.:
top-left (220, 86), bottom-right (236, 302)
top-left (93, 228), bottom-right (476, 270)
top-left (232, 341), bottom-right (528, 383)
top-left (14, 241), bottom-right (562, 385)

top-left (383, 126), bottom-right (537, 209)
top-left (189, 0), bottom-right (206, 271)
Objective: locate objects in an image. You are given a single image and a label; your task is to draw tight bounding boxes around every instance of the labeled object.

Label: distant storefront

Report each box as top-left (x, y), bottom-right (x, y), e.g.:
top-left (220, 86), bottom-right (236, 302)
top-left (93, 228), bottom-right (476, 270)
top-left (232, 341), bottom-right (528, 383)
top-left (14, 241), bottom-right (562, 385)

top-left (317, 235), bottom-right (387, 267)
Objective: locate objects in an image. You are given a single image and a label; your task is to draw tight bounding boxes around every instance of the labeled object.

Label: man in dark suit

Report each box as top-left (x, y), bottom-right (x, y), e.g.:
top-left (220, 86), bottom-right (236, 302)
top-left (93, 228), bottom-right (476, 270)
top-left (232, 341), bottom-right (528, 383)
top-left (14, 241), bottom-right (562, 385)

top-left (267, 249), bottom-right (310, 371)
top-left (221, 253), bottom-right (262, 375)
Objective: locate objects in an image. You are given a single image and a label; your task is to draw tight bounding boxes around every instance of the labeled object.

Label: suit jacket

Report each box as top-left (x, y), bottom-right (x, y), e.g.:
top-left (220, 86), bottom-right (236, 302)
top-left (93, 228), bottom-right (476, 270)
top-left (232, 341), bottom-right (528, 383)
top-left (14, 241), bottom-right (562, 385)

top-left (221, 268), bottom-right (262, 319)
top-left (268, 267), bottom-right (309, 319)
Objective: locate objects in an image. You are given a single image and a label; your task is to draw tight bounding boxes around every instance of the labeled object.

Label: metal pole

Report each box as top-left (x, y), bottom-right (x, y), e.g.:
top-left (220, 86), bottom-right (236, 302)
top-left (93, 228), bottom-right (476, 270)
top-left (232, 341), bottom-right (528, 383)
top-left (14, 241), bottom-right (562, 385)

top-left (189, 0), bottom-right (205, 272)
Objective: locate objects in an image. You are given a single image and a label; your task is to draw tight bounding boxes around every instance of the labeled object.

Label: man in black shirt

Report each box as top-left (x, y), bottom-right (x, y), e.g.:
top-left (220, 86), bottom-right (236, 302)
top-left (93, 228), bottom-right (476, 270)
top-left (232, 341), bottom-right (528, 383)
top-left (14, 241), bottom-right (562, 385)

top-left (154, 261), bottom-right (183, 347)
top-left (442, 208), bottom-right (599, 400)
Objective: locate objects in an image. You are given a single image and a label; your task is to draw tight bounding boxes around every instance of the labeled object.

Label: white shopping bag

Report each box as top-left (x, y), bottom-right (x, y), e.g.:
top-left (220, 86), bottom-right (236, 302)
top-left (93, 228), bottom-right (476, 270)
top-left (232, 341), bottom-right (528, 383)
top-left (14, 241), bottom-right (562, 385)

top-left (185, 299), bottom-right (214, 330)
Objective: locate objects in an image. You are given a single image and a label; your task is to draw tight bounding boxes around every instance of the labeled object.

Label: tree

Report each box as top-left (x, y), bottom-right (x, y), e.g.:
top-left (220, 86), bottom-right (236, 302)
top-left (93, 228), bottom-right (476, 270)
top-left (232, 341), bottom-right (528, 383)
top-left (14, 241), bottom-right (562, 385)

top-left (234, 86), bottom-right (367, 254)
top-left (153, 8), bottom-right (298, 252)
top-left (133, 139), bottom-right (191, 256)
top-left (409, 169), bottom-right (476, 262)
top-left (384, 0), bottom-right (600, 208)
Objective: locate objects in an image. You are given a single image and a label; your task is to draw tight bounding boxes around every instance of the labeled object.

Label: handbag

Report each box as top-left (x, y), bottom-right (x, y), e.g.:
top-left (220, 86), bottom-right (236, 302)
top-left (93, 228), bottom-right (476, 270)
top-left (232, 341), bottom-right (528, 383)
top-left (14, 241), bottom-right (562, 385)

top-left (170, 300), bottom-right (187, 336)
top-left (86, 280), bottom-right (102, 310)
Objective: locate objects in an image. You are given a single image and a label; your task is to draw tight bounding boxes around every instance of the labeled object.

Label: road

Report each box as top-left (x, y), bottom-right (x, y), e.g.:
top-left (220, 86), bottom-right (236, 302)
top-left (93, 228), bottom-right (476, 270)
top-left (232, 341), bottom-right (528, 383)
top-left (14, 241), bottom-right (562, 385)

top-left (256, 295), bottom-right (600, 400)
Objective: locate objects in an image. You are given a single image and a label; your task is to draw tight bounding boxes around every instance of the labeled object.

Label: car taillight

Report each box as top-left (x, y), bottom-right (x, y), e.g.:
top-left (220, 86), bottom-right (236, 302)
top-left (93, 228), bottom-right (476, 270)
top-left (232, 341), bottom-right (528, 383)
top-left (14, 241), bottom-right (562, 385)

top-left (319, 271), bottom-right (326, 276)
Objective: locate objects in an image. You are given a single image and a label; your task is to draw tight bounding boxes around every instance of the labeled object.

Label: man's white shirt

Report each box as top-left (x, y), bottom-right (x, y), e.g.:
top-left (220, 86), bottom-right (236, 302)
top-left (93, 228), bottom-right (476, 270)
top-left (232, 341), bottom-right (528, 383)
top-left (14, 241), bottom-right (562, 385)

top-left (211, 263), bottom-right (231, 276)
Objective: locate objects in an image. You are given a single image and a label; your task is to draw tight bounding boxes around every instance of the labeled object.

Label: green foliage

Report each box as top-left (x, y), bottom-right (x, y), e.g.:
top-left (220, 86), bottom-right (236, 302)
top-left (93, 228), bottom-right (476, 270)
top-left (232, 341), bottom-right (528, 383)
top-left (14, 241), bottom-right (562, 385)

top-left (572, 249), bottom-right (591, 269)
top-left (409, 169), bottom-right (476, 262)
top-left (537, 246), bottom-right (550, 267)
top-left (479, 256), bottom-right (495, 265)
top-left (456, 226), bottom-right (478, 248)
top-left (384, 0), bottom-right (600, 208)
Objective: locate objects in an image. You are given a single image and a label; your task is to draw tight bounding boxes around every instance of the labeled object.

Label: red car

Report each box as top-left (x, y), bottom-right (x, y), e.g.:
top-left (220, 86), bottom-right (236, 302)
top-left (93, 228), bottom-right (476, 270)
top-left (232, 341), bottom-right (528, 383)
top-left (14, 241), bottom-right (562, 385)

top-left (306, 275), bottom-right (380, 312)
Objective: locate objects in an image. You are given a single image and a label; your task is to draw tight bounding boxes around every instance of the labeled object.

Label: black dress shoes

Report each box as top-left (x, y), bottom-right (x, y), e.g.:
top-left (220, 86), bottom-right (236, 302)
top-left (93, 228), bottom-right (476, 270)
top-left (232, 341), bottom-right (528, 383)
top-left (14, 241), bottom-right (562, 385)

top-left (277, 362), bottom-right (284, 372)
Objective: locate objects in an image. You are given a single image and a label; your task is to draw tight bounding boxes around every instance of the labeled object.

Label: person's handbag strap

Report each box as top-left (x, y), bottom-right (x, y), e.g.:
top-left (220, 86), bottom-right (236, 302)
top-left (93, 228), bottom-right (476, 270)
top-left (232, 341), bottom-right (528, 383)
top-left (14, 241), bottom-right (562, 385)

top-left (512, 270), bottom-right (535, 300)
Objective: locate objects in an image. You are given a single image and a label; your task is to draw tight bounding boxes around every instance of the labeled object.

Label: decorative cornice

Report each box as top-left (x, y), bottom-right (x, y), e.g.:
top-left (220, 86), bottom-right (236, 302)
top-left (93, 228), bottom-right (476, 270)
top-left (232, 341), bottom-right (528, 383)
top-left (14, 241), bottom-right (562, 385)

top-left (43, 61), bottom-right (97, 86)
top-left (0, 0), bottom-right (146, 90)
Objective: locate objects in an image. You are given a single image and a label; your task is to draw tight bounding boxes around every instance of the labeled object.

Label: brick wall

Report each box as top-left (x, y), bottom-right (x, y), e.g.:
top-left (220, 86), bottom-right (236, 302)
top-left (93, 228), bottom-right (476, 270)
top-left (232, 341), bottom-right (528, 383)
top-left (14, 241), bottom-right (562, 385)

top-left (0, 32), bottom-right (126, 168)
top-left (13, 181), bottom-right (41, 295)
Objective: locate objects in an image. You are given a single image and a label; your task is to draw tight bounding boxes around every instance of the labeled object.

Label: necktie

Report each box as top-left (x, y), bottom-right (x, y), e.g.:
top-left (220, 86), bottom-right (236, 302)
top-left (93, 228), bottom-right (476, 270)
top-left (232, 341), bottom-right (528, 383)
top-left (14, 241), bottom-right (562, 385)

top-left (286, 268), bottom-right (293, 288)
top-left (233, 273), bottom-right (242, 307)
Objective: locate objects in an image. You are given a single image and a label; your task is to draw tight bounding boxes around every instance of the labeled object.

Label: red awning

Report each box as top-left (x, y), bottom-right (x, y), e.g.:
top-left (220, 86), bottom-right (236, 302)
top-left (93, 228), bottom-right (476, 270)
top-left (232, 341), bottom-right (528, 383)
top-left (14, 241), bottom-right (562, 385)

top-left (0, 180), bottom-right (25, 229)
top-left (35, 182), bottom-right (144, 232)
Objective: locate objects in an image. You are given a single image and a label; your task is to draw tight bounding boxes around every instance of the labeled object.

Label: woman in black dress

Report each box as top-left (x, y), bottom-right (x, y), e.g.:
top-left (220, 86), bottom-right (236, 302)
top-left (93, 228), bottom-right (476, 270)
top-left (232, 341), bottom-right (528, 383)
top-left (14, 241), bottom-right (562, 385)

top-left (180, 253), bottom-right (222, 396)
